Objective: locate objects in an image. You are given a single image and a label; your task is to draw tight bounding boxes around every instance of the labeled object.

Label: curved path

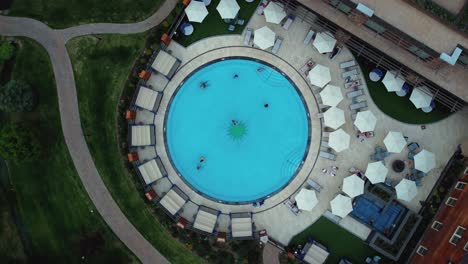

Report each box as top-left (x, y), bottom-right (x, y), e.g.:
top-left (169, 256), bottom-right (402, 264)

top-left (0, 1), bottom-right (178, 263)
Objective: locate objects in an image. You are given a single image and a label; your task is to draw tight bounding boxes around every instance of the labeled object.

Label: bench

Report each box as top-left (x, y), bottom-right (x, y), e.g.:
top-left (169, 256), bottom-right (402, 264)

top-left (306, 179), bottom-right (322, 192)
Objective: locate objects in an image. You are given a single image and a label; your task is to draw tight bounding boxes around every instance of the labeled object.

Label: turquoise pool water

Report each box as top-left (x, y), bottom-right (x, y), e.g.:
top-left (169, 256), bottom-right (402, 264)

top-left (166, 59), bottom-right (309, 202)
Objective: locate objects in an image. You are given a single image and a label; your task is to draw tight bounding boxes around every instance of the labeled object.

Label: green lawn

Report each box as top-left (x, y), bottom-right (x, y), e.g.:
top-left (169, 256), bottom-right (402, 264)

top-left (9, 0), bottom-right (163, 29)
top-left (174, 0), bottom-right (260, 46)
top-left (0, 39), bottom-right (137, 262)
top-left (67, 34), bottom-right (204, 264)
top-left (289, 217), bottom-right (379, 264)
top-left (357, 58), bottom-right (452, 124)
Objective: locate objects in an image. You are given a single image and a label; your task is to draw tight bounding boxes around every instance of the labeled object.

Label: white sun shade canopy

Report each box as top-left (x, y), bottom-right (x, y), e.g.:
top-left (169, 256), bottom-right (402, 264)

top-left (395, 179), bottom-right (417, 202)
top-left (295, 189), bottom-right (318, 211)
top-left (308, 64), bottom-right (331, 88)
top-left (131, 125), bottom-right (153, 146)
top-left (382, 71), bottom-right (405, 92)
top-left (231, 215), bottom-right (253, 238)
top-left (328, 128), bottom-right (350, 152)
top-left (330, 194), bottom-right (353, 218)
top-left (365, 161), bottom-right (388, 184)
top-left (319, 84), bottom-right (343, 107)
top-left (354, 110), bottom-right (377, 132)
top-left (343, 175), bottom-right (365, 198)
top-left (410, 86), bottom-right (433, 109)
top-left (216, 0), bottom-right (240, 19)
top-left (135, 86), bottom-right (161, 112)
top-left (254, 26), bottom-right (276, 50)
top-left (138, 159), bottom-right (163, 185)
top-left (159, 189), bottom-right (187, 215)
top-left (313, 32), bottom-right (337, 53)
top-left (384, 131), bottom-right (406, 153)
top-left (193, 208), bottom-right (218, 234)
top-left (323, 107), bottom-right (345, 129)
top-left (264, 2), bottom-right (286, 24)
top-left (414, 149), bottom-right (436, 173)
top-left (185, 0), bottom-right (209, 23)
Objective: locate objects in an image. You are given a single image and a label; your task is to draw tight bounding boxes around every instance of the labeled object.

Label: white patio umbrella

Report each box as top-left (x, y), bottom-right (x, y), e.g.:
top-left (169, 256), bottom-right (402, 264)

top-left (295, 189), bottom-right (318, 211)
top-left (254, 26), bottom-right (276, 50)
top-left (313, 32), bottom-right (337, 53)
top-left (263, 2), bottom-right (286, 24)
top-left (382, 71), bottom-right (405, 92)
top-left (384, 131), bottom-right (406, 153)
top-left (410, 86), bottom-right (433, 109)
top-left (365, 161), bottom-right (388, 184)
top-left (354, 110), bottom-right (377, 132)
top-left (414, 149), bottom-right (436, 173)
top-left (395, 179), bottom-right (417, 202)
top-left (216, 0), bottom-right (240, 19)
top-left (323, 107), bottom-right (345, 129)
top-left (319, 84), bottom-right (343, 107)
top-left (343, 175), bottom-right (365, 198)
top-left (328, 128), bottom-right (350, 152)
top-left (185, 0), bottom-right (209, 23)
top-left (330, 194), bottom-right (353, 218)
top-left (308, 64), bottom-right (331, 88)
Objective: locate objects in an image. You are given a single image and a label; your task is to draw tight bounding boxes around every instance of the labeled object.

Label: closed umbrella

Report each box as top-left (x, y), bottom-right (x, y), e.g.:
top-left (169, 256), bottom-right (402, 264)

top-left (395, 179), bottom-right (417, 202)
top-left (313, 32), bottom-right (337, 53)
top-left (382, 71), bottom-right (405, 92)
top-left (354, 110), bottom-right (377, 132)
top-left (185, 0), bottom-right (209, 23)
top-left (319, 84), bottom-right (343, 107)
top-left (295, 189), bottom-right (318, 211)
top-left (330, 194), bottom-right (353, 218)
top-left (264, 2), bottom-right (286, 24)
top-left (308, 64), bottom-right (331, 88)
top-left (343, 175), bottom-right (364, 198)
top-left (328, 129), bottom-right (350, 152)
top-left (384, 131), bottom-right (406, 153)
top-left (216, 0), bottom-right (240, 19)
top-left (323, 107), bottom-right (345, 129)
top-left (254, 26), bottom-right (276, 50)
top-left (410, 86), bottom-right (433, 109)
top-left (365, 161), bottom-right (388, 184)
top-left (414, 149), bottom-right (436, 173)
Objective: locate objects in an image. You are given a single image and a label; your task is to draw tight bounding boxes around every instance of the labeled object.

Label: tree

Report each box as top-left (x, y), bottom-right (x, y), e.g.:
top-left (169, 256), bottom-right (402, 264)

top-left (0, 80), bottom-right (36, 112)
top-left (0, 41), bottom-right (14, 62)
top-left (0, 124), bottom-right (42, 162)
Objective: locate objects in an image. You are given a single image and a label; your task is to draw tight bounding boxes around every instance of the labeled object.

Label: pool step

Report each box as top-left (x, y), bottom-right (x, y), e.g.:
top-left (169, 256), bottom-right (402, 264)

top-left (280, 147), bottom-right (304, 180)
top-left (257, 69), bottom-right (289, 87)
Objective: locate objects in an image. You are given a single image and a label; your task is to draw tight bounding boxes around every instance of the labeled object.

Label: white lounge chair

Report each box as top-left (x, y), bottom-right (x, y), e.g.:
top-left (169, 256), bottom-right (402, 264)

top-left (244, 28), bottom-right (253, 46)
top-left (271, 37), bottom-right (283, 54)
top-left (346, 89), bottom-right (364, 99)
top-left (340, 60), bottom-right (356, 69)
top-left (349, 101), bottom-right (368, 110)
top-left (342, 69), bottom-right (359, 79)
top-left (304, 29), bottom-right (315, 45)
top-left (319, 151), bottom-right (336, 161)
top-left (306, 179), bottom-right (322, 192)
top-left (282, 15), bottom-right (294, 30)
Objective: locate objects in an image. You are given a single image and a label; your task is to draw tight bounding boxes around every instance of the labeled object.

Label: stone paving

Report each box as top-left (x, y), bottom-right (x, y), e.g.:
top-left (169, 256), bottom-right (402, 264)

top-left (135, 11), bottom-right (468, 246)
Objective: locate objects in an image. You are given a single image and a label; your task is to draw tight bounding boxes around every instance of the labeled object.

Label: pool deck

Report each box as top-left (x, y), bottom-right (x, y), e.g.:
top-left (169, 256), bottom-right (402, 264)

top-left (134, 12), bottom-right (468, 245)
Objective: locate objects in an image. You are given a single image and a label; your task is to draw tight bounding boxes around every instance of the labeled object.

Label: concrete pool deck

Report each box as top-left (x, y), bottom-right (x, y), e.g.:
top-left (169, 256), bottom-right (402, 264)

top-left (133, 13), bottom-right (468, 245)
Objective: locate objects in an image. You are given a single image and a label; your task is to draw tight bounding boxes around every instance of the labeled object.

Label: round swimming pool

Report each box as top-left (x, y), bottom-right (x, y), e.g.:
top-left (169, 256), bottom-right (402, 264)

top-left (165, 58), bottom-right (310, 203)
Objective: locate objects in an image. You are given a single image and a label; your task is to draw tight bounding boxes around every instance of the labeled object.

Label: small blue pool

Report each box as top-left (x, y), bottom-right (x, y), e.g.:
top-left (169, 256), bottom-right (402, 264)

top-left (351, 195), bottom-right (402, 233)
top-left (165, 58), bottom-right (310, 203)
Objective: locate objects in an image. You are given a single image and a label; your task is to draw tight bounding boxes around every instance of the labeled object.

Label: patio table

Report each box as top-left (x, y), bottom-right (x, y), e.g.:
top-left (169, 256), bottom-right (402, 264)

top-left (422, 106), bottom-right (433, 113)
top-left (395, 89), bottom-right (407, 97)
top-left (369, 69), bottom-right (383, 82)
top-left (182, 23), bottom-right (194, 35)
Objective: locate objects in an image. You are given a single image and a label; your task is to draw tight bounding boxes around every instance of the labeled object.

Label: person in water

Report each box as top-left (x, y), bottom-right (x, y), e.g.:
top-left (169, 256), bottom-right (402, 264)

top-left (257, 67), bottom-right (265, 72)
top-left (199, 156), bottom-right (205, 163)
top-left (233, 74), bottom-right (239, 79)
top-left (264, 103), bottom-right (269, 108)
top-left (231, 120), bottom-right (238, 125)
top-left (199, 81), bottom-right (209, 89)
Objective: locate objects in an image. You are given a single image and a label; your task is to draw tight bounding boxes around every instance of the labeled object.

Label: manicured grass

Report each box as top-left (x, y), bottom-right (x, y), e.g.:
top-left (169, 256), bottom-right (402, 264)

top-left (67, 34), bottom-right (205, 264)
top-left (289, 217), bottom-right (379, 264)
top-left (9, 0), bottom-right (163, 29)
top-left (174, 0), bottom-right (260, 46)
top-left (0, 39), bottom-right (137, 262)
top-left (357, 58), bottom-right (452, 124)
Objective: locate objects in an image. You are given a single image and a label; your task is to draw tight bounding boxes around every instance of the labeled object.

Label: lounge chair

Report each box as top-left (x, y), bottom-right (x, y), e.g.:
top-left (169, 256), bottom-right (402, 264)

top-left (244, 28), bottom-right (253, 47)
top-left (319, 104), bottom-right (330, 111)
top-left (340, 60), bottom-right (356, 69)
top-left (329, 45), bottom-right (342, 60)
top-left (342, 69), bottom-right (359, 79)
top-left (317, 113), bottom-right (324, 119)
top-left (322, 131), bottom-right (330, 138)
top-left (236, 19), bottom-right (245, 25)
top-left (351, 112), bottom-right (357, 121)
top-left (271, 37), bottom-right (283, 54)
top-left (284, 199), bottom-right (300, 215)
top-left (408, 152), bottom-right (415, 159)
top-left (282, 15), bottom-right (294, 30)
top-left (306, 179), bottom-right (322, 192)
top-left (415, 179), bottom-right (423, 187)
top-left (370, 154), bottom-right (380, 161)
top-left (300, 59), bottom-right (315, 74)
top-left (385, 178), bottom-right (393, 187)
top-left (256, 0), bottom-right (269, 15)
top-left (321, 140), bottom-right (330, 148)
top-left (407, 142), bottom-right (420, 152)
top-left (345, 80), bottom-right (361, 89)
top-left (304, 29), bottom-right (315, 45)
top-left (228, 25), bottom-right (236, 31)
top-left (349, 101), bottom-right (368, 110)
top-left (346, 89), bottom-right (363, 99)
top-left (319, 151), bottom-right (336, 161)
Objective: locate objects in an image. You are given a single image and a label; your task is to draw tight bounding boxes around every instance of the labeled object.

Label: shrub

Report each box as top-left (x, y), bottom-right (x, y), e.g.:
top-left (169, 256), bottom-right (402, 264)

top-left (0, 124), bottom-right (42, 162)
top-left (0, 80), bottom-right (36, 112)
top-left (0, 41), bottom-right (14, 62)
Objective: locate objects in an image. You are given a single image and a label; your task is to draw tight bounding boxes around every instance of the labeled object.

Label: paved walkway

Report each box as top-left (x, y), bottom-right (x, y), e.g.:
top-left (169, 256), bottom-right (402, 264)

top-left (0, 1), bottom-right (178, 263)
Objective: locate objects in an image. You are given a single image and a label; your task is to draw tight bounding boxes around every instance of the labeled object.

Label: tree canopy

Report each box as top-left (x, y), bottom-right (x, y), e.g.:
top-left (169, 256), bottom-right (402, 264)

top-left (0, 124), bottom-right (42, 162)
top-left (0, 80), bottom-right (36, 112)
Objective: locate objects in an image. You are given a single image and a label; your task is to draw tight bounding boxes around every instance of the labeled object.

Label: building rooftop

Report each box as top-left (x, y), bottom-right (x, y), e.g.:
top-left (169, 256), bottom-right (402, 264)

top-left (410, 171), bottom-right (468, 263)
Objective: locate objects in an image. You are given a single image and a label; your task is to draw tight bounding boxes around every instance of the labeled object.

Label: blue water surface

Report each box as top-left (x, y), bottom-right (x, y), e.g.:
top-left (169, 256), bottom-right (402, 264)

top-left (166, 59), bottom-right (309, 202)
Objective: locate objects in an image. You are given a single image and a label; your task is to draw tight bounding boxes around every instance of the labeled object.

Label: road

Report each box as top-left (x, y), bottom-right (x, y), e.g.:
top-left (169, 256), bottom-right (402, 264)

top-left (0, 1), bottom-right (178, 263)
